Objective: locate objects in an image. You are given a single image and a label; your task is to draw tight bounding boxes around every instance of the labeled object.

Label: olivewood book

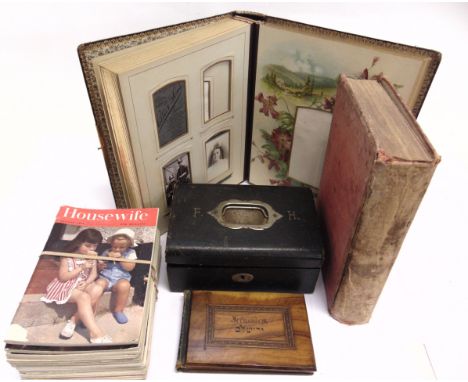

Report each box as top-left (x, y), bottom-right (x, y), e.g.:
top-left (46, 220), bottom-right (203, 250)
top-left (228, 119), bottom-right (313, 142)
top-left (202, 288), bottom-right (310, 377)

top-left (177, 290), bottom-right (316, 374)
top-left (79, 11), bottom-right (441, 231)
top-left (5, 206), bottom-right (160, 379)
top-left (317, 74), bottom-right (440, 325)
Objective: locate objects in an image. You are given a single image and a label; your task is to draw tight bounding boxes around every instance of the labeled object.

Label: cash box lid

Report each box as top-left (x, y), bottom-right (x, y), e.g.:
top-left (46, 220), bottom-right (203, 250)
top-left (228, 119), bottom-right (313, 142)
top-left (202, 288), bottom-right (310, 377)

top-left (166, 184), bottom-right (324, 268)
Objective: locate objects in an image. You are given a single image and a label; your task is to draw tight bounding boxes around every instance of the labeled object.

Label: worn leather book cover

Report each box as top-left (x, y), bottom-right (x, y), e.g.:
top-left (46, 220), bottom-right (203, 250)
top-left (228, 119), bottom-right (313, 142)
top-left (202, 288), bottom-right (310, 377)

top-left (177, 291), bottom-right (316, 374)
top-left (317, 74), bottom-right (440, 325)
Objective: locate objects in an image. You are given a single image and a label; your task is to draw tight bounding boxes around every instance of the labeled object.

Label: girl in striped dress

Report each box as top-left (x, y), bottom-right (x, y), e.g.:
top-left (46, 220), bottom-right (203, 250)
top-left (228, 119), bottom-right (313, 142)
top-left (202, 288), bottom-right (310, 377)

top-left (41, 228), bottom-right (112, 344)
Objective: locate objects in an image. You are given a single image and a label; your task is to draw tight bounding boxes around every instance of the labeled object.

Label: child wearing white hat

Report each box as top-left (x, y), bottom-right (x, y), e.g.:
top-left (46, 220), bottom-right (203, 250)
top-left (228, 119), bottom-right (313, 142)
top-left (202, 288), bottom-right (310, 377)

top-left (88, 228), bottom-right (137, 324)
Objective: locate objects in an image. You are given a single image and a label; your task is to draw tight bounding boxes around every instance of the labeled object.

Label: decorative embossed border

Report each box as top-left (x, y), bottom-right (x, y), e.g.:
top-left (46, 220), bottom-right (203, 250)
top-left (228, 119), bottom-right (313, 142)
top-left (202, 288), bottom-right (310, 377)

top-left (205, 304), bottom-right (295, 349)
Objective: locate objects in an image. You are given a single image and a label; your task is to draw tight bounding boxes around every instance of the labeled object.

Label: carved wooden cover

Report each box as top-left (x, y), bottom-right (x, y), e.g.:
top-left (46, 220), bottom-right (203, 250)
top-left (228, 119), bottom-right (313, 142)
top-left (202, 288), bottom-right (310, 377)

top-left (178, 290), bottom-right (316, 373)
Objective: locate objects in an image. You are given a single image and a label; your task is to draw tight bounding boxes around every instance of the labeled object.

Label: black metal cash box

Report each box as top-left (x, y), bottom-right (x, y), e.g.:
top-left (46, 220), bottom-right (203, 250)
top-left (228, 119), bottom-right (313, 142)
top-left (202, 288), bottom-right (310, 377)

top-left (165, 183), bottom-right (324, 293)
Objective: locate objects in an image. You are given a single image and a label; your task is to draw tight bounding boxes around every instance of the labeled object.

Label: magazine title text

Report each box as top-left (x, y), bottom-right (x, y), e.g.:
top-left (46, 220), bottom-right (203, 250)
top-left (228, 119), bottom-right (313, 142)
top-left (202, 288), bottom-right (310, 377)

top-left (56, 206), bottom-right (158, 227)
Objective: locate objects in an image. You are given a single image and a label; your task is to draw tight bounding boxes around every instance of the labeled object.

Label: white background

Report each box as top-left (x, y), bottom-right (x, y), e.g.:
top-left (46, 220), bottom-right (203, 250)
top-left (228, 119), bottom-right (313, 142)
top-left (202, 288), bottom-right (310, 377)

top-left (1, 2), bottom-right (467, 381)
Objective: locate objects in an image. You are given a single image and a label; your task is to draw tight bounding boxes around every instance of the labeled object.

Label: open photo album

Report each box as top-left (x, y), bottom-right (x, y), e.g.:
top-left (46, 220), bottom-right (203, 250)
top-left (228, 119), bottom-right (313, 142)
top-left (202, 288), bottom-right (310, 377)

top-left (79, 11), bottom-right (440, 230)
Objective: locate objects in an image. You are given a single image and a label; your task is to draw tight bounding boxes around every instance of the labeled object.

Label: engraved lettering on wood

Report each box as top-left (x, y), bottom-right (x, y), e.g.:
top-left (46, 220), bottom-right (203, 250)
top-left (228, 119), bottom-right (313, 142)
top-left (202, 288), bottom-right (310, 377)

top-left (205, 305), bottom-right (295, 349)
top-left (231, 315), bottom-right (266, 333)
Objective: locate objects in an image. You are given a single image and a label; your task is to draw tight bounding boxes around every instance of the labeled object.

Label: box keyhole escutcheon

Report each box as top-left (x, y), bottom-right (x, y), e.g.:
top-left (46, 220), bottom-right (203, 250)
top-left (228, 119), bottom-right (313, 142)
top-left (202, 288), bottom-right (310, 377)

top-left (232, 273), bottom-right (254, 283)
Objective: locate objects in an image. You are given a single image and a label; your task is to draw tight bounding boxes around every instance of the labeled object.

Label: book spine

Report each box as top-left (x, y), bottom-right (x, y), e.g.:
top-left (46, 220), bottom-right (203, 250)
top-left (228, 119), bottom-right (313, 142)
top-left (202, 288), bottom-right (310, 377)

top-left (318, 75), bottom-right (377, 319)
top-left (176, 291), bottom-right (193, 370)
top-left (152, 230), bottom-right (161, 301)
top-left (329, 161), bottom-right (436, 324)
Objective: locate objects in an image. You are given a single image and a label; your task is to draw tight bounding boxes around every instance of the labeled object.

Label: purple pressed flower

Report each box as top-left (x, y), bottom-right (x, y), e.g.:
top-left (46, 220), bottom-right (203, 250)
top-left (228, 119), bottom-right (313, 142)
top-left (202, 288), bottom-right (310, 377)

top-left (322, 96), bottom-right (336, 112)
top-left (271, 128), bottom-right (292, 162)
top-left (256, 93), bottom-right (280, 119)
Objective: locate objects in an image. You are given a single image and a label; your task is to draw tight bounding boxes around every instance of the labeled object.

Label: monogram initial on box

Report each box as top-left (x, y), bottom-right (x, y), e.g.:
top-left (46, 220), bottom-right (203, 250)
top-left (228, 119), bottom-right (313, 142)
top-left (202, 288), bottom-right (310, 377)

top-left (165, 184), bottom-right (324, 293)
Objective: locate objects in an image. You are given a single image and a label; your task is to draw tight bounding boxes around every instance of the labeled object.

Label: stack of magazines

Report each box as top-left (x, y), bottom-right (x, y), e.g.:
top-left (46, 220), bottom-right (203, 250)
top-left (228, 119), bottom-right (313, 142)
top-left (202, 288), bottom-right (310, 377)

top-left (5, 206), bottom-right (160, 379)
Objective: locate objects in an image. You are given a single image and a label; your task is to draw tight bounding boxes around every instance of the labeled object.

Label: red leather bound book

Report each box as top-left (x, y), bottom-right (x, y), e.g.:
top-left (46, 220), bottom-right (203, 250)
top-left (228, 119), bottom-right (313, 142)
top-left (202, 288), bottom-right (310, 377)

top-left (318, 74), bottom-right (440, 325)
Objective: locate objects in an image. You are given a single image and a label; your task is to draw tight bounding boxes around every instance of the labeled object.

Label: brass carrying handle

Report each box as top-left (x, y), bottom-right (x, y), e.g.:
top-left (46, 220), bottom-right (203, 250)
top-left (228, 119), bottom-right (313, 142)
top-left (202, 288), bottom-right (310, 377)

top-left (208, 199), bottom-right (282, 230)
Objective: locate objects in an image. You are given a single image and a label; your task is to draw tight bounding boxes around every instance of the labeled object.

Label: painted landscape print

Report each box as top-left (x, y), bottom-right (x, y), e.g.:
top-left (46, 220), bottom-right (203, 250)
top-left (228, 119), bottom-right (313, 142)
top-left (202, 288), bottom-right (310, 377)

top-left (249, 24), bottom-right (430, 187)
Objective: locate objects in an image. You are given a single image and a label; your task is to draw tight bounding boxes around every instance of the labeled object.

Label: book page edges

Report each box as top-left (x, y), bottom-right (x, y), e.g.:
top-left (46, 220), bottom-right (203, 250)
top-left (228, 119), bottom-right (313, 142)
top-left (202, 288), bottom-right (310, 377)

top-left (94, 65), bottom-right (143, 208)
top-left (95, 18), bottom-right (250, 74)
top-left (341, 74), bottom-right (440, 165)
top-left (378, 75), bottom-right (440, 164)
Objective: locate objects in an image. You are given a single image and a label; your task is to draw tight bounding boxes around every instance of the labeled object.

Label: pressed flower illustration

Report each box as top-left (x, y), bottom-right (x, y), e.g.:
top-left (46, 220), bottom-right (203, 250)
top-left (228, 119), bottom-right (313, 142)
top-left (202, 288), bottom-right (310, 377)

top-left (322, 96), bottom-right (336, 112)
top-left (252, 55), bottom-right (402, 185)
top-left (357, 56), bottom-right (403, 89)
top-left (255, 93), bottom-right (280, 119)
top-left (251, 94), bottom-right (301, 185)
top-left (359, 57), bottom-right (381, 79)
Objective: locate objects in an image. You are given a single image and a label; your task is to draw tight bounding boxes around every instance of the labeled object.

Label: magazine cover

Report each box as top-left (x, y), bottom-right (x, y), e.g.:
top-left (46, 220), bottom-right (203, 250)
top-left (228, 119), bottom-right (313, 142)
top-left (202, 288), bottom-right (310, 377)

top-left (5, 206), bottom-right (159, 348)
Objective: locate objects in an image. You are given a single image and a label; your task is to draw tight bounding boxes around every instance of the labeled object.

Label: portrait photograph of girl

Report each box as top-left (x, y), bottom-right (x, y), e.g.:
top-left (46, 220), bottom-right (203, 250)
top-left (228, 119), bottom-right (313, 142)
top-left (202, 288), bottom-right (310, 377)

top-left (205, 130), bottom-right (230, 182)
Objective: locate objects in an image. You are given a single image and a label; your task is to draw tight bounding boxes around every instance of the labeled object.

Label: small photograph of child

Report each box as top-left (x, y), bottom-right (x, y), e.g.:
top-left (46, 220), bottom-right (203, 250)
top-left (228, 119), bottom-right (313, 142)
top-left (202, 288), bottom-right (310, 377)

top-left (206, 130), bottom-right (230, 181)
top-left (163, 152), bottom-right (192, 207)
top-left (6, 223), bottom-right (156, 347)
